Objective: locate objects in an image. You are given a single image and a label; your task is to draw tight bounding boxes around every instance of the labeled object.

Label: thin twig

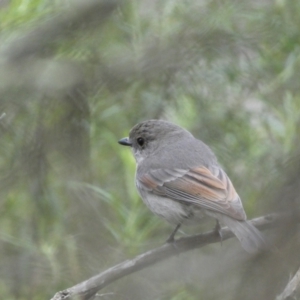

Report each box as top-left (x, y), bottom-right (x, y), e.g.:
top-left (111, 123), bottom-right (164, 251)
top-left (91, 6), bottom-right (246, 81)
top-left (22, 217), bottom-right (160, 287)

top-left (277, 266), bottom-right (300, 300)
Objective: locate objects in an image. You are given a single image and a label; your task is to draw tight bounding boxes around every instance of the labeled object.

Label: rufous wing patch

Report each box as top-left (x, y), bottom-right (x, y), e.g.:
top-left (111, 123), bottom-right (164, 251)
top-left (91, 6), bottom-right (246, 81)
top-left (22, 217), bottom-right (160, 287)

top-left (138, 166), bottom-right (246, 220)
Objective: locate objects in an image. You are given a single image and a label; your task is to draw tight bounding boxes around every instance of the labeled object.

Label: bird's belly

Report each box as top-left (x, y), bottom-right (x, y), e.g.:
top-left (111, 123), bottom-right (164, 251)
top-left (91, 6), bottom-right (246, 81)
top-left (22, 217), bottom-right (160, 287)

top-left (141, 194), bottom-right (205, 225)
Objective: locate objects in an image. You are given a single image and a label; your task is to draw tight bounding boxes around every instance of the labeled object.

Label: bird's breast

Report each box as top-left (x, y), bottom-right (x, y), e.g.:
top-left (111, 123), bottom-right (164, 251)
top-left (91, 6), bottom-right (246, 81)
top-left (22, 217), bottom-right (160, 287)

top-left (137, 189), bottom-right (206, 225)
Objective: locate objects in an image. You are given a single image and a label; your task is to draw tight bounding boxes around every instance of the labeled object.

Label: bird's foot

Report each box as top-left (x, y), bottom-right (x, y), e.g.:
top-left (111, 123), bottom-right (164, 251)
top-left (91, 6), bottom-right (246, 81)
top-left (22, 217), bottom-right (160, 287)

top-left (165, 224), bottom-right (181, 244)
top-left (214, 220), bottom-right (223, 246)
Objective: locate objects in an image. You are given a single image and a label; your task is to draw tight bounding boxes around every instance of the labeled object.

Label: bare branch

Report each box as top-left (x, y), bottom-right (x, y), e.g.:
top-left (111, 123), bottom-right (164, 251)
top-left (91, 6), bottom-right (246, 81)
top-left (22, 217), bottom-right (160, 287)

top-left (50, 213), bottom-right (289, 300)
top-left (277, 266), bottom-right (300, 300)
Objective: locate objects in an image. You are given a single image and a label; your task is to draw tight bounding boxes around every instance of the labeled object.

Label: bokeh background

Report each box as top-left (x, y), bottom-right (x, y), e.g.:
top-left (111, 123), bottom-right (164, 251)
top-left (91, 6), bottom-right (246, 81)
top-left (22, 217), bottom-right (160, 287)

top-left (0, 0), bottom-right (300, 299)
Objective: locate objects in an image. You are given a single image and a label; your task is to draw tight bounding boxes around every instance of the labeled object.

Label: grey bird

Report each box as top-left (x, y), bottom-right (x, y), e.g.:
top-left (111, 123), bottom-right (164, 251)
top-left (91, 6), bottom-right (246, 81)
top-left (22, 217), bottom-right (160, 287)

top-left (118, 119), bottom-right (267, 253)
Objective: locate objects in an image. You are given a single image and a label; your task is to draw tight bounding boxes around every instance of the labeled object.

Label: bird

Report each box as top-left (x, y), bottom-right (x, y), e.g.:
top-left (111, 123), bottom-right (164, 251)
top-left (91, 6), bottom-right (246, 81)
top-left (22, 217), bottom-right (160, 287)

top-left (118, 119), bottom-right (267, 253)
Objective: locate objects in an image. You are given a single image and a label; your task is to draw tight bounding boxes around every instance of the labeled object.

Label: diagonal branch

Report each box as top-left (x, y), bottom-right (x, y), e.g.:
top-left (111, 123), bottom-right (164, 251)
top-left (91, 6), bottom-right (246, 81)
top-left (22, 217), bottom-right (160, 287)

top-left (50, 213), bottom-right (288, 300)
top-left (276, 266), bottom-right (300, 300)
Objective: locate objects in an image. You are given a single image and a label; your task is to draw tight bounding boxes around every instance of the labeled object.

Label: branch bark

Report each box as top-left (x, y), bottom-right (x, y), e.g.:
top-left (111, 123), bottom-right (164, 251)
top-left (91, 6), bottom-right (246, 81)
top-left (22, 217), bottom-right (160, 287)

top-left (277, 266), bottom-right (300, 300)
top-left (50, 213), bottom-right (287, 300)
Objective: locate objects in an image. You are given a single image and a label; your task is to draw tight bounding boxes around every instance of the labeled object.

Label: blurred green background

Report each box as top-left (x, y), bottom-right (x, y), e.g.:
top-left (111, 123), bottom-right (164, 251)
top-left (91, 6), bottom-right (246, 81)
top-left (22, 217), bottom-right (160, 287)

top-left (0, 0), bottom-right (300, 299)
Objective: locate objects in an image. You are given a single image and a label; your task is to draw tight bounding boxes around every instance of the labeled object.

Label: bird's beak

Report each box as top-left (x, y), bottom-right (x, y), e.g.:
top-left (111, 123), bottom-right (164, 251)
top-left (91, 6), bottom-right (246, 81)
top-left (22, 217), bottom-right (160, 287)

top-left (118, 137), bottom-right (132, 147)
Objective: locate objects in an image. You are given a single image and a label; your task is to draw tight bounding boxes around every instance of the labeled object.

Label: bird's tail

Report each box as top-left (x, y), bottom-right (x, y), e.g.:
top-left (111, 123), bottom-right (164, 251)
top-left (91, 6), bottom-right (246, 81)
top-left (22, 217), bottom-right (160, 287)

top-left (220, 215), bottom-right (268, 254)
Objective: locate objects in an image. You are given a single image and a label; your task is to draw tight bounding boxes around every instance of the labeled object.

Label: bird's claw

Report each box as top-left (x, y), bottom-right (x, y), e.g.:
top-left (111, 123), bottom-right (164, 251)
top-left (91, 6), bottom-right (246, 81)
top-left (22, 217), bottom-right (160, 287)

top-left (214, 220), bottom-right (223, 246)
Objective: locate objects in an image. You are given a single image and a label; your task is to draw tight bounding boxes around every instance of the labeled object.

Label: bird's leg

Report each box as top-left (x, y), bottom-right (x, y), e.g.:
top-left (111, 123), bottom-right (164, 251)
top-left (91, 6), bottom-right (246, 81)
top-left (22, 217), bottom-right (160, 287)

top-left (214, 220), bottom-right (223, 245)
top-left (166, 224), bottom-right (181, 243)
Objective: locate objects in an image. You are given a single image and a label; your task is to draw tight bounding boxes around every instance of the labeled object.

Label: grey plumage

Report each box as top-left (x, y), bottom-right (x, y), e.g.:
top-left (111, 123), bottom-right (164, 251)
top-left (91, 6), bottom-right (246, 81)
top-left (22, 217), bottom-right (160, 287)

top-left (119, 119), bottom-right (268, 254)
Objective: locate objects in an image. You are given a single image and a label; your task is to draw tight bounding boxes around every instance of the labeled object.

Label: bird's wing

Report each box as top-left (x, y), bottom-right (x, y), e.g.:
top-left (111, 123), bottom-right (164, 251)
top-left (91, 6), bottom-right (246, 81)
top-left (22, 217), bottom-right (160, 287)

top-left (137, 166), bottom-right (246, 221)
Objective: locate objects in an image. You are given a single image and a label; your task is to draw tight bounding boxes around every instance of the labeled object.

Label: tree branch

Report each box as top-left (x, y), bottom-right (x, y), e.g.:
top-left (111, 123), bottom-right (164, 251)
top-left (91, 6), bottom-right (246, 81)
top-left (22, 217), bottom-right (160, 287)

top-left (50, 213), bottom-right (288, 300)
top-left (277, 266), bottom-right (300, 300)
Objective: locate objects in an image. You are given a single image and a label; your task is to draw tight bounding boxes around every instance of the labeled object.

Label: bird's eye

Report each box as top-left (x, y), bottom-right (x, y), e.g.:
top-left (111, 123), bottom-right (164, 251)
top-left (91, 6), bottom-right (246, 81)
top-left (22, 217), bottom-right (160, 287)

top-left (137, 137), bottom-right (145, 146)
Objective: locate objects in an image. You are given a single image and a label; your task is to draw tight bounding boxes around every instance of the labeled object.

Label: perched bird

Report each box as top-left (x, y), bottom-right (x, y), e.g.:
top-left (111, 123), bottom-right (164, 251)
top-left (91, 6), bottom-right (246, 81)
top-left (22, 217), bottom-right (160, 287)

top-left (118, 119), bottom-right (267, 253)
